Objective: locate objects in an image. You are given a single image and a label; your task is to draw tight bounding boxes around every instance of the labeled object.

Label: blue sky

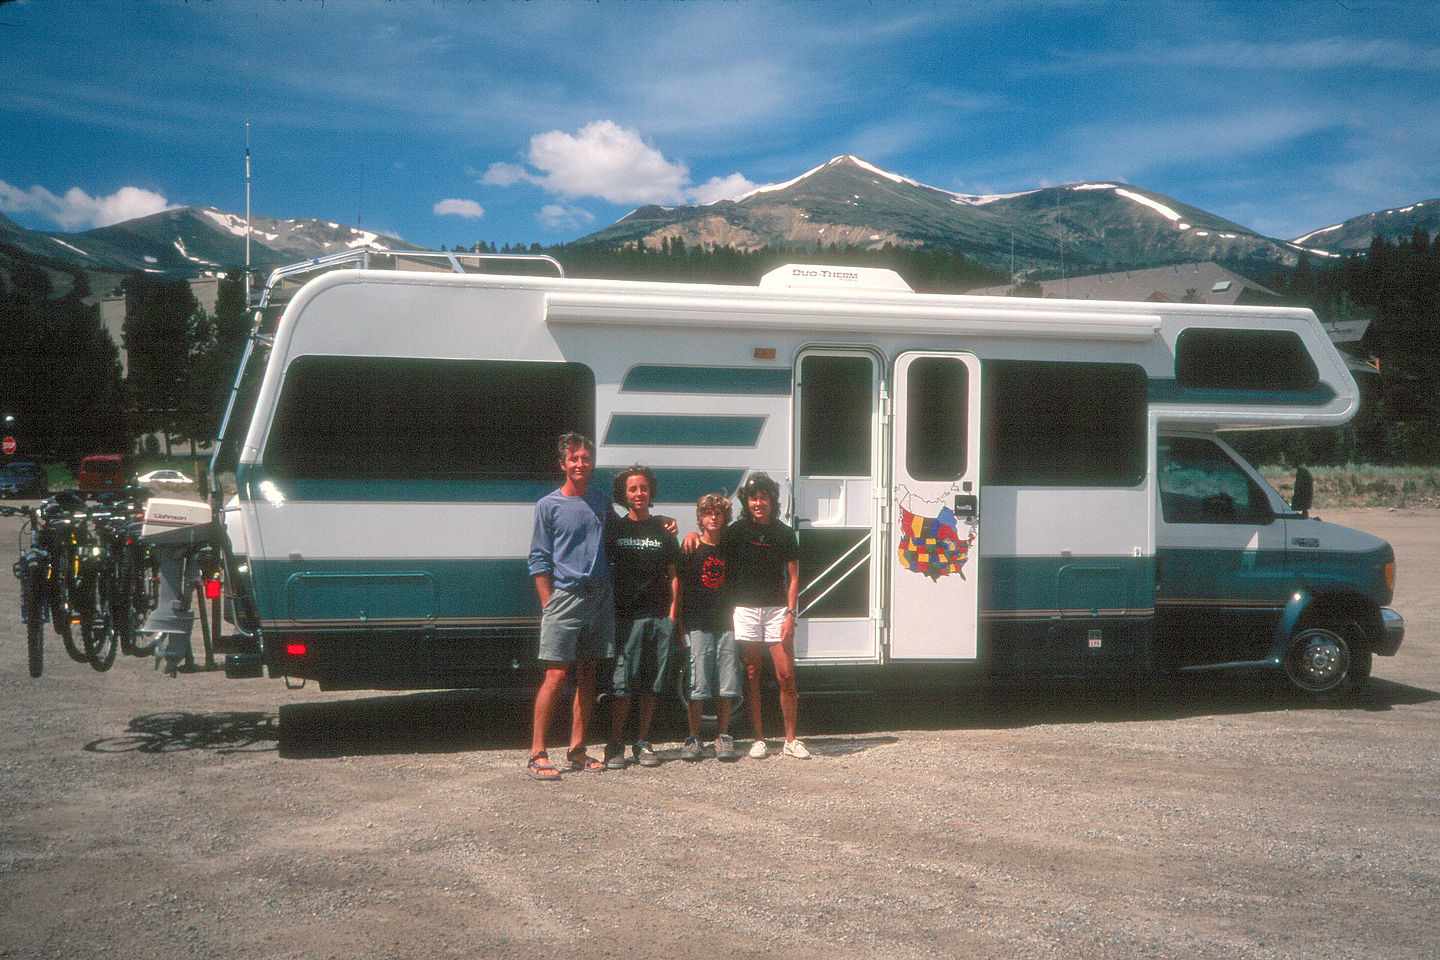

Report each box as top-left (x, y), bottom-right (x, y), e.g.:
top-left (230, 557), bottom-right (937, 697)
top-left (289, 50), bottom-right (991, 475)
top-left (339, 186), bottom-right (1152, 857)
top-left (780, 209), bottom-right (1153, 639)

top-left (3, 0), bottom-right (1438, 249)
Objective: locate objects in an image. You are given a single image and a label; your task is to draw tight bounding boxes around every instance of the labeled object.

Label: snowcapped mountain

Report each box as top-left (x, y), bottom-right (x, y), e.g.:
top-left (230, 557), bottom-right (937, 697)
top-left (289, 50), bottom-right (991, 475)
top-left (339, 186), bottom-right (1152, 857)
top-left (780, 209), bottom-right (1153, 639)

top-left (0, 206), bottom-right (421, 278)
top-left (578, 155), bottom-right (1315, 275)
top-left (1291, 198), bottom-right (1440, 254)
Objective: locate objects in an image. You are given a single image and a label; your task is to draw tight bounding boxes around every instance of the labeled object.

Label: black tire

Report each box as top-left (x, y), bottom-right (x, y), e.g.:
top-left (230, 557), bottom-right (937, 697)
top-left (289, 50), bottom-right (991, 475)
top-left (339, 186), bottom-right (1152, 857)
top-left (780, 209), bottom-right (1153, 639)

top-left (1283, 625), bottom-right (1352, 696)
top-left (22, 565), bottom-right (44, 679)
top-left (86, 570), bottom-right (118, 672)
top-left (49, 563), bottom-right (88, 663)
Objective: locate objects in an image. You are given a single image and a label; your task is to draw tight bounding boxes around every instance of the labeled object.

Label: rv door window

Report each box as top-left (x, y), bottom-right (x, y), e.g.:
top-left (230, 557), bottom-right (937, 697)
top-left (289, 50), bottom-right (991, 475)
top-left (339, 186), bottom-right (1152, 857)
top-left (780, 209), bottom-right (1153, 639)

top-left (262, 356), bottom-right (595, 482)
top-left (798, 354), bottom-right (872, 476)
top-left (982, 360), bottom-right (1147, 487)
top-left (1158, 436), bottom-right (1274, 525)
top-left (905, 356), bottom-right (969, 481)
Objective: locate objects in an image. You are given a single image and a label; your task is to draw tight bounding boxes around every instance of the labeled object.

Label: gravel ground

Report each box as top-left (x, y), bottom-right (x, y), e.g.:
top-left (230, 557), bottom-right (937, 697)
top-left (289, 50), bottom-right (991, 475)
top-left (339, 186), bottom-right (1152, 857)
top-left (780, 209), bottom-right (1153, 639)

top-left (0, 507), bottom-right (1436, 960)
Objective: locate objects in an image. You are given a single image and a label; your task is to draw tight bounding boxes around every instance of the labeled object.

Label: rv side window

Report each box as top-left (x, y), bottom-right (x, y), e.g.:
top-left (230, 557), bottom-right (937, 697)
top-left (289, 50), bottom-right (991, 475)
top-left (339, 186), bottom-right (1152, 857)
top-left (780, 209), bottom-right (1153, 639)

top-left (982, 360), bottom-right (1147, 487)
top-left (1158, 437), bottom-right (1274, 525)
top-left (906, 356), bottom-right (969, 480)
top-left (263, 357), bottom-right (595, 481)
top-left (1175, 329), bottom-right (1318, 392)
top-left (799, 354), bottom-right (872, 476)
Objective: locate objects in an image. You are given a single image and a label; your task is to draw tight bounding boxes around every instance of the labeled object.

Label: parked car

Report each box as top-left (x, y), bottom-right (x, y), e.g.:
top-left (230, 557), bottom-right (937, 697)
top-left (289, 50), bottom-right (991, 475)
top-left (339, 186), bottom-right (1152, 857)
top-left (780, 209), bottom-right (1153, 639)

top-left (136, 469), bottom-right (193, 485)
top-left (0, 462), bottom-right (49, 498)
top-left (76, 454), bottom-right (128, 493)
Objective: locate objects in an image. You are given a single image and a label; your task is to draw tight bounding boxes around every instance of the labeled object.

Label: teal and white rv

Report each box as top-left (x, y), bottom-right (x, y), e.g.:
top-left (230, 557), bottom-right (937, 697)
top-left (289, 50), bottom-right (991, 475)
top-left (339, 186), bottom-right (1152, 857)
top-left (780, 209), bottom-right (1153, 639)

top-left (208, 252), bottom-right (1402, 697)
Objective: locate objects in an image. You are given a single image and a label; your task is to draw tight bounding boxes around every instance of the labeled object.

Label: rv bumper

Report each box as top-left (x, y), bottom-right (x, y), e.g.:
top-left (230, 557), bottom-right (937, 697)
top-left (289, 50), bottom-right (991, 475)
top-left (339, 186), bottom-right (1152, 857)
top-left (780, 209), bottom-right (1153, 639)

top-left (1375, 608), bottom-right (1404, 656)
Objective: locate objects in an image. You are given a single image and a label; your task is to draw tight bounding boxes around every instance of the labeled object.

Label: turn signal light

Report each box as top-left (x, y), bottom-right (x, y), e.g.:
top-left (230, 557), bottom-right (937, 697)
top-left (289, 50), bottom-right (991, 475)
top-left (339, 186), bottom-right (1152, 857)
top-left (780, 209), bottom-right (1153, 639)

top-left (1384, 562), bottom-right (1396, 592)
top-left (204, 579), bottom-right (222, 600)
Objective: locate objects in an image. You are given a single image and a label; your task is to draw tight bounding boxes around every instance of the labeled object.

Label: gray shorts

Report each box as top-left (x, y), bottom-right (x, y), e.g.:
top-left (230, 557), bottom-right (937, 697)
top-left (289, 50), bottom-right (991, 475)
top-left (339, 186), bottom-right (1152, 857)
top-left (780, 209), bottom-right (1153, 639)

top-left (537, 579), bottom-right (616, 663)
top-left (611, 616), bottom-right (676, 698)
top-left (686, 628), bottom-right (741, 701)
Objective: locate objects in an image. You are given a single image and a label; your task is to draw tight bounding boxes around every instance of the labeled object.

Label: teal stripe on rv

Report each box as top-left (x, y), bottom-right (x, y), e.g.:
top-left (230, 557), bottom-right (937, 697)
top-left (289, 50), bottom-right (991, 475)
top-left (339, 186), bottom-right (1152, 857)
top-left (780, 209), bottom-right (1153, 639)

top-left (979, 555), bottom-right (1156, 614)
top-left (248, 557), bottom-right (537, 622)
top-left (1148, 379), bottom-right (1337, 407)
top-left (621, 365), bottom-right (793, 395)
top-left (235, 465), bottom-right (746, 504)
top-left (604, 414), bottom-right (766, 447)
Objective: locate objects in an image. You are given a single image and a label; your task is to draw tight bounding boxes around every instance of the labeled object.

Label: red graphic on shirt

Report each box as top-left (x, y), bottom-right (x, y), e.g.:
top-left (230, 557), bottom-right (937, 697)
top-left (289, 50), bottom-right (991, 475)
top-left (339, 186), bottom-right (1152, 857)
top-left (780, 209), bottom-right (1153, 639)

top-left (701, 554), bottom-right (726, 589)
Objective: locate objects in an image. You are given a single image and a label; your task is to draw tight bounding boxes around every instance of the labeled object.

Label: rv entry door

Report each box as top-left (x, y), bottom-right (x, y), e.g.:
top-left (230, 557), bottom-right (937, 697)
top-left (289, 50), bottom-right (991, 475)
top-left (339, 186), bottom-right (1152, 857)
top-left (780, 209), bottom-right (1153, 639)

top-left (888, 351), bottom-right (981, 659)
top-left (791, 350), bottom-right (883, 662)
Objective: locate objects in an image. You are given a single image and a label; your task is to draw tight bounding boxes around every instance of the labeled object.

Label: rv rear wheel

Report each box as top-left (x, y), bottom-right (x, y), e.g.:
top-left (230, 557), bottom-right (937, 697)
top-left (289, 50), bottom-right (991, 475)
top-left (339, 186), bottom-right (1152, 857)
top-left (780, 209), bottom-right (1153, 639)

top-left (1283, 626), bottom-right (1351, 695)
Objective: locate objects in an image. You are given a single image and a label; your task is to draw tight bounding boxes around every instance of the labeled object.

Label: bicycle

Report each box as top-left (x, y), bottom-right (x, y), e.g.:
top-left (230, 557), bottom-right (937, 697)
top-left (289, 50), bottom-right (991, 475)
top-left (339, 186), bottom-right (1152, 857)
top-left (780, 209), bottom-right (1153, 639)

top-left (3, 503), bottom-right (50, 678)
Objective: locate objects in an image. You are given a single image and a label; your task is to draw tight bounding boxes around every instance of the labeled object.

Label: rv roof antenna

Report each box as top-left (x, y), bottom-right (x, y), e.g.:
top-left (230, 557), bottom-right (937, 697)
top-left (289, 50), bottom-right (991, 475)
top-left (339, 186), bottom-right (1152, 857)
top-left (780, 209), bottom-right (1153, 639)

top-left (358, 161), bottom-right (363, 231)
top-left (1057, 186), bottom-right (1067, 297)
top-left (244, 74), bottom-right (252, 308)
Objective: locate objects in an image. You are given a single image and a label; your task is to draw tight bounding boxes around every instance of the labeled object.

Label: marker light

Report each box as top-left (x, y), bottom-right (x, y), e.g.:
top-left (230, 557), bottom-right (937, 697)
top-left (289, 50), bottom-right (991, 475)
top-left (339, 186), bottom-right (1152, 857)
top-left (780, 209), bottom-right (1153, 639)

top-left (285, 642), bottom-right (308, 657)
top-left (204, 579), bottom-right (222, 600)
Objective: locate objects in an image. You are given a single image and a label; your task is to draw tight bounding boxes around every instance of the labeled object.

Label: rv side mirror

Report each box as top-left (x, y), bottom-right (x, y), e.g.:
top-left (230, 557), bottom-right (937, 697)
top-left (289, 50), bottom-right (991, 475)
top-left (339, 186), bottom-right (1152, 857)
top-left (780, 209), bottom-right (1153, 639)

top-left (1292, 467), bottom-right (1313, 517)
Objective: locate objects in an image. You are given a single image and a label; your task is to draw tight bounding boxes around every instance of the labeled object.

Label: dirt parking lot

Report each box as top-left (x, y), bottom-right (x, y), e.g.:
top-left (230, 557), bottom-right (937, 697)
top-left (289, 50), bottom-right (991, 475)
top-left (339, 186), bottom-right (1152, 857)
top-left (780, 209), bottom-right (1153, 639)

top-left (1, 507), bottom-right (1436, 960)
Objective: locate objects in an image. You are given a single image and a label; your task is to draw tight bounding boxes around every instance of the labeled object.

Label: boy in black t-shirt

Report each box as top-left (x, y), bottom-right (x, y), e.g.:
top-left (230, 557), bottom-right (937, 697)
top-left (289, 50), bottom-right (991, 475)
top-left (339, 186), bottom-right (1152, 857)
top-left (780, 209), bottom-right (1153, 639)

top-left (677, 494), bottom-right (742, 761)
top-left (604, 466), bottom-right (680, 768)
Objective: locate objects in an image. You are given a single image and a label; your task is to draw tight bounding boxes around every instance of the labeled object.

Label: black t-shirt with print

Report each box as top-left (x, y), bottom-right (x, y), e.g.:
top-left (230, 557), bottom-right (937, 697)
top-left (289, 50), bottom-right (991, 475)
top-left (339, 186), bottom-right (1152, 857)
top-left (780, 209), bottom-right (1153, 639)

top-left (721, 516), bottom-right (798, 608)
top-left (607, 514), bottom-right (680, 620)
top-left (679, 542), bottom-right (729, 633)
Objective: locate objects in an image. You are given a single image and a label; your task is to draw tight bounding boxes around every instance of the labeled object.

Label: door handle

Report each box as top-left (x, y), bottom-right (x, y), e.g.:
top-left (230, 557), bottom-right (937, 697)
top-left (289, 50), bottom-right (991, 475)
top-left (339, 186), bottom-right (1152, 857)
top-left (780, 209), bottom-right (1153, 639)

top-left (953, 494), bottom-right (977, 518)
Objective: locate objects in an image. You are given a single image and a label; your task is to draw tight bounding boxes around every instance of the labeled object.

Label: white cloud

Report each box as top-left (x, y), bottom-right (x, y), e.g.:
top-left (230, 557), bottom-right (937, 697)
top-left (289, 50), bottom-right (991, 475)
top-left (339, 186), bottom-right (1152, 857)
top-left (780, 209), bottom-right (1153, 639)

top-left (433, 198), bottom-right (485, 219)
top-left (689, 173), bottom-right (759, 205)
top-left (538, 204), bottom-right (596, 231)
top-left (528, 121), bottom-right (690, 204)
top-left (485, 121), bottom-right (756, 209)
top-left (0, 180), bottom-right (174, 230)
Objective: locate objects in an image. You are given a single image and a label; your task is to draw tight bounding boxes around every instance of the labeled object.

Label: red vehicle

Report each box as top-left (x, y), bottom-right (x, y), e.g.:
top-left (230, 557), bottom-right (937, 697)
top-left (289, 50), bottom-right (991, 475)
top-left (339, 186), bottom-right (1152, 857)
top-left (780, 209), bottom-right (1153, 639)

top-left (76, 454), bottom-right (128, 493)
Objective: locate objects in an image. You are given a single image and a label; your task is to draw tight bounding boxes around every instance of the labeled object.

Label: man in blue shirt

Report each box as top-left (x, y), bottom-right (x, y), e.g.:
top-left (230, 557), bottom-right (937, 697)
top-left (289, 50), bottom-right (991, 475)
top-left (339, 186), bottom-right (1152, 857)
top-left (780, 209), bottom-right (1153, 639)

top-left (526, 433), bottom-right (615, 780)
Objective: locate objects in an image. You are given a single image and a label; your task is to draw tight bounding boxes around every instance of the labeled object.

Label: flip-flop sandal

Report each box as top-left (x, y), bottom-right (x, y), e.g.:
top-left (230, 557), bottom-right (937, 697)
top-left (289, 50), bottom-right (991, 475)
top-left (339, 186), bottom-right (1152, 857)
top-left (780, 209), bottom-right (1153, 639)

top-left (526, 752), bottom-right (561, 781)
top-left (565, 748), bottom-right (605, 773)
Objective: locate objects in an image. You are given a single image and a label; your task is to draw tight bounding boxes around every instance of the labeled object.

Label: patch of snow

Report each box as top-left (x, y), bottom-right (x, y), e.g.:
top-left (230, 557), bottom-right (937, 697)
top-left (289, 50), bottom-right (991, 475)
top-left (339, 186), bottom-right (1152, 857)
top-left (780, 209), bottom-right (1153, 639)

top-left (346, 231), bottom-right (380, 249)
top-left (1178, 222), bottom-right (1191, 231)
top-left (1071, 183), bottom-right (1122, 192)
top-left (1194, 230), bottom-right (1209, 237)
top-left (1114, 187), bottom-right (1183, 223)
top-left (48, 236), bottom-right (89, 256)
top-left (1292, 223), bottom-right (1343, 244)
top-left (1220, 233), bottom-right (1237, 239)
top-left (201, 208), bottom-right (249, 239)
top-left (143, 255), bottom-right (158, 263)
top-left (956, 188), bottom-right (1041, 206)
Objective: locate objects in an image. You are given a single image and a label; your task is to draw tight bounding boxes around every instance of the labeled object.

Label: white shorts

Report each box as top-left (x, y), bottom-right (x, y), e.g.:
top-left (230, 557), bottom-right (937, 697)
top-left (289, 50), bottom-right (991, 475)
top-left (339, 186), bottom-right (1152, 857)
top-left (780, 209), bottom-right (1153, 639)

top-left (733, 605), bottom-right (788, 645)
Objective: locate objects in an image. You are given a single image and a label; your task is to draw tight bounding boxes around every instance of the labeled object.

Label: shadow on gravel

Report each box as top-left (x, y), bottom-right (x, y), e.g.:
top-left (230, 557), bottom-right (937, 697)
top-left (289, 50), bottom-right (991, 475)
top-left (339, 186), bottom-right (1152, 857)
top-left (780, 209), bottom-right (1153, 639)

top-left (799, 675), bottom-right (1440, 734)
top-left (278, 689), bottom-right (533, 759)
top-left (87, 675), bottom-right (1439, 760)
top-left (85, 711), bottom-right (279, 754)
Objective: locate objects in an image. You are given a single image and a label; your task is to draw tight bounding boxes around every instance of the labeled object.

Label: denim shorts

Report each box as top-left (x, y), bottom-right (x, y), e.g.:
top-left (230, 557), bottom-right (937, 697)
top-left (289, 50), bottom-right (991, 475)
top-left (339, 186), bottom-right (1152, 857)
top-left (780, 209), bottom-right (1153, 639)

top-left (611, 615), bottom-right (676, 698)
top-left (686, 628), bottom-right (741, 701)
top-left (537, 579), bottom-right (616, 663)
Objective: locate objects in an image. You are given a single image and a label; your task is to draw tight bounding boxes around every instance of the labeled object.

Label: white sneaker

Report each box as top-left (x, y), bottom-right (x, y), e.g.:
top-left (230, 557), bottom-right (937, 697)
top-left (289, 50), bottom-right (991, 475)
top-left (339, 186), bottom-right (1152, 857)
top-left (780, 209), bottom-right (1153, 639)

top-left (748, 739), bottom-right (769, 759)
top-left (782, 739), bottom-right (812, 760)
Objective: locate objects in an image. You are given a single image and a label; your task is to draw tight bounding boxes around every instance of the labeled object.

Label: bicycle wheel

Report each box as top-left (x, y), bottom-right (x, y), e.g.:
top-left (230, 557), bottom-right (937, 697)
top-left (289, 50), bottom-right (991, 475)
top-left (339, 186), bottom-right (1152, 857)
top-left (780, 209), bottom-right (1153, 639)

top-left (119, 548), bottom-right (159, 656)
top-left (22, 564), bottom-right (44, 678)
top-left (86, 567), bottom-right (118, 672)
top-left (48, 561), bottom-right (87, 663)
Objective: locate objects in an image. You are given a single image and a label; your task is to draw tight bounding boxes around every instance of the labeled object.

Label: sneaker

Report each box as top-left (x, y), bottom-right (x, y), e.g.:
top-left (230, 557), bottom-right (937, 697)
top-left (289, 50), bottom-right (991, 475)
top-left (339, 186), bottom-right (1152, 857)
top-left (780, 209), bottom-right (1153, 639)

top-left (782, 739), bottom-right (812, 760)
top-left (748, 739), bottom-right (769, 759)
top-left (714, 733), bottom-right (738, 762)
top-left (603, 741), bottom-right (628, 769)
top-left (680, 737), bottom-right (703, 761)
top-left (634, 741), bottom-right (661, 767)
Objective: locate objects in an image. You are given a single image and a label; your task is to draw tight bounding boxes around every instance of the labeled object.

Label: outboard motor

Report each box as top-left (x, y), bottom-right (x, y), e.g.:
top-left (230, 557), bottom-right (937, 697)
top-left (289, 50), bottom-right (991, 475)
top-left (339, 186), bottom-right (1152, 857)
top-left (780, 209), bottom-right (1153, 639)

top-left (139, 498), bottom-right (216, 675)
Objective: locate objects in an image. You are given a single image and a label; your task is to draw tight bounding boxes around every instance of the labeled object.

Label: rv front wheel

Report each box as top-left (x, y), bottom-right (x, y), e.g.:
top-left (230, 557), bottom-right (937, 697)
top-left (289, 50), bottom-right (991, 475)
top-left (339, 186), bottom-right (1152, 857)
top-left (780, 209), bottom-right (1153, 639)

top-left (1283, 626), bottom-right (1351, 695)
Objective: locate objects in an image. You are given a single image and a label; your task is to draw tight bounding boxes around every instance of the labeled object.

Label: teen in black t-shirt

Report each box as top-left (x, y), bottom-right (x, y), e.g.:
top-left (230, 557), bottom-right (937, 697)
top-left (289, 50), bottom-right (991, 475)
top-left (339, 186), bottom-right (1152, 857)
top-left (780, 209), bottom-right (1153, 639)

top-left (604, 466), bottom-right (679, 768)
top-left (677, 494), bottom-right (742, 761)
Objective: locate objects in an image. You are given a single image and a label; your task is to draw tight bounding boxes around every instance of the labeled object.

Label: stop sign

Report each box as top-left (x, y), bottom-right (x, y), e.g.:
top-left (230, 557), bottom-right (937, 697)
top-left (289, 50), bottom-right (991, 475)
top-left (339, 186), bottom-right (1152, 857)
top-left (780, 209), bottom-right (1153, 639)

top-left (1, 437), bottom-right (15, 455)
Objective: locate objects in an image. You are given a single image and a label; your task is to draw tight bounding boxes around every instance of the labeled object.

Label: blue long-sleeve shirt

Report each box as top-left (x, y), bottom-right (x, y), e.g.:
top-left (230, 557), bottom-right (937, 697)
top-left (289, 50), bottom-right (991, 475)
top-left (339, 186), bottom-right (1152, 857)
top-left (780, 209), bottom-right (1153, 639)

top-left (527, 485), bottom-right (614, 590)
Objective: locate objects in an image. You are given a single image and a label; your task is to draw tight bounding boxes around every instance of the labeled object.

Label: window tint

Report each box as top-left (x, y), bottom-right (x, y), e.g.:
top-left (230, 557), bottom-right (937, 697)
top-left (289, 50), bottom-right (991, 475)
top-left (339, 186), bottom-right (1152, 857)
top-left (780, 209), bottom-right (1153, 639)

top-left (906, 357), bottom-right (969, 481)
top-left (1175, 329), bottom-right (1318, 392)
top-left (982, 361), bottom-right (1147, 487)
top-left (1158, 436), bottom-right (1273, 524)
top-left (798, 354), bottom-right (872, 476)
top-left (263, 357), bottom-right (594, 481)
